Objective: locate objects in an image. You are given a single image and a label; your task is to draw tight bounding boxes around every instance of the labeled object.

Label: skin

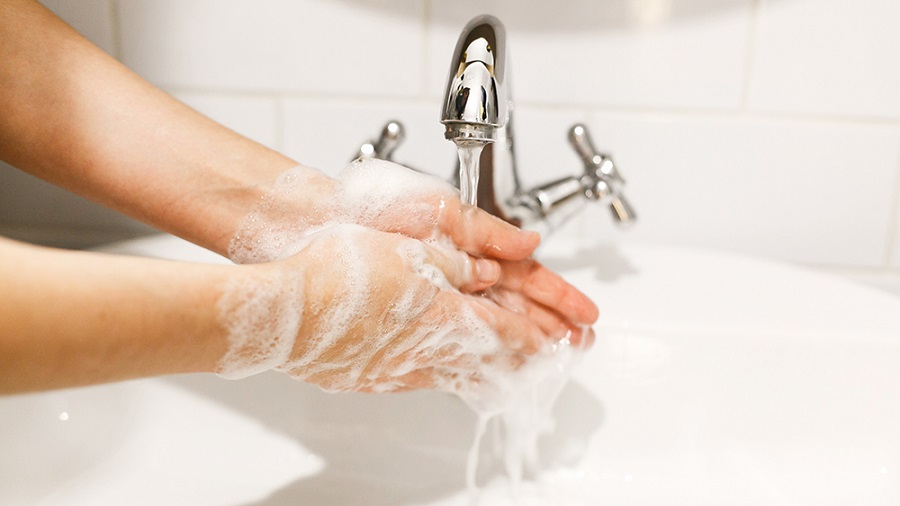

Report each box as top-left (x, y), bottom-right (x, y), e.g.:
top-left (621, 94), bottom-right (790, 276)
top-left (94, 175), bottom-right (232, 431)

top-left (0, 232), bottom-right (534, 394)
top-left (0, 0), bottom-right (598, 394)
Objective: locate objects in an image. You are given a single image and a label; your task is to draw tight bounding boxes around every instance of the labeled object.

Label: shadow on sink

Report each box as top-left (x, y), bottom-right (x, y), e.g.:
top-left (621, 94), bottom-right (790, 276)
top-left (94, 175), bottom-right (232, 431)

top-left (165, 372), bottom-right (604, 505)
top-left (540, 243), bottom-right (638, 283)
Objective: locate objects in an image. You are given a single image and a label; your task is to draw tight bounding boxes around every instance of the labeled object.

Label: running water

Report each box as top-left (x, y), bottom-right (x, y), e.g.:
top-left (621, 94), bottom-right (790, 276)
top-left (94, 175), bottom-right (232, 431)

top-left (462, 331), bottom-right (586, 504)
top-left (450, 144), bottom-right (588, 501)
top-left (456, 141), bottom-right (485, 207)
top-left (467, 414), bottom-right (491, 493)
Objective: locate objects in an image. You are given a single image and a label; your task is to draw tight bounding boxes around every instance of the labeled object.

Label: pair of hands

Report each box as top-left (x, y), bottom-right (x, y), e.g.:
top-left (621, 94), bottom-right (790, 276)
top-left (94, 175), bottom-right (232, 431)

top-left (226, 160), bottom-right (598, 393)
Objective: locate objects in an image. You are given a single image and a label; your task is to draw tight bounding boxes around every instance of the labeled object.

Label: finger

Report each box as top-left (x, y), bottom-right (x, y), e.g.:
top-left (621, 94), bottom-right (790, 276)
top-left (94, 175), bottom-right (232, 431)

top-left (516, 294), bottom-right (574, 339)
top-left (499, 259), bottom-right (599, 325)
top-left (439, 199), bottom-right (541, 261)
top-left (486, 288), bottom-right (597, 351)
top-left (465, 295), bottom-right (545, 354)
top-left (421, 243), bottom-right (501, 293)
top-left (496, 292), bottom-right (597, 349)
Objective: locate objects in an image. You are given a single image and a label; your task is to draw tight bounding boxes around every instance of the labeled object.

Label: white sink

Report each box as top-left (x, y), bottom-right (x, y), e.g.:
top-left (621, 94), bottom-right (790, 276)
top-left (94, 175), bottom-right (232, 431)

top-left (2, 235), bottom-right (898, 505)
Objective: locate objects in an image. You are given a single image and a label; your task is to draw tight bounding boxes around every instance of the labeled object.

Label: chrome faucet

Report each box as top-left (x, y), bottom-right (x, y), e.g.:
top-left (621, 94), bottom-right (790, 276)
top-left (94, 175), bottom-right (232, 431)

top-left (440, 16), bottom-right (508, 145)
top-left (358, 14), bottom-right (635, 234)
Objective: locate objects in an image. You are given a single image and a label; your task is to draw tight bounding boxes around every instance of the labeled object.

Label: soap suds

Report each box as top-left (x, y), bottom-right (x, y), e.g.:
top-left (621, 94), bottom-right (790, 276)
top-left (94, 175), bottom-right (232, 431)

top-left (218, 158), bottom-right (591, 498)
top-left (228, 159), bottom-right (458, 265)
top-left (215, 266), bottom-right (304, 379)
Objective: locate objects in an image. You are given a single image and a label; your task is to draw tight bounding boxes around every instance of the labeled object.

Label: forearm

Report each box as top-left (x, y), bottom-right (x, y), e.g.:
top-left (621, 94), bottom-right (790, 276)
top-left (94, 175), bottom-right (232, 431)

top-left (0, 0), bottom-right (301, 255)
top-left (0, 237), bottom-right (235, 393)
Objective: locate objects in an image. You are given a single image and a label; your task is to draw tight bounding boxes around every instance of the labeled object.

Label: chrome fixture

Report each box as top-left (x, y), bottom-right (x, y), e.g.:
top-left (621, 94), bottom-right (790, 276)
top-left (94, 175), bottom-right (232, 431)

top-left (356, 120), bottom-right (404, 161)
top-left (440, 16), bottom-right (508, 145)
top-left (355, 15), bottom-right (635, 233)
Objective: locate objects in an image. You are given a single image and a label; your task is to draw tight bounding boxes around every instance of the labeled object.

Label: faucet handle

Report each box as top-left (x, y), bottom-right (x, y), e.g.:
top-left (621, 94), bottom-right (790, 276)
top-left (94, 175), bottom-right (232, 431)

top-left (357, 120), bottom-right (405, 161)
top-left (608, 194), bottom-right (637, 224)
top-left (568, 124), bottom-right (636, 225)
top-left (568, 124), bottom-right (606, 168)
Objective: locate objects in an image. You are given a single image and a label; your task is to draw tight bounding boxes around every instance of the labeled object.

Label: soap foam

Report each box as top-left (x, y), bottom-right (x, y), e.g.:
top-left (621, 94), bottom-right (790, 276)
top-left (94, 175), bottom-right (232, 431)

top-left (219, 158), bottom-right (591, 497)
top-left (228, 159), bottom-right (458, 265)
top-left (216, 266), bottom-right (304, 379)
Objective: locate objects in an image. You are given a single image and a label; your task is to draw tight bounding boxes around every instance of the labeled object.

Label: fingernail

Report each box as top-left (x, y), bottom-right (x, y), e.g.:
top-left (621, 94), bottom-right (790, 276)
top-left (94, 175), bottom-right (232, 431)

top-left (475, 259), bottom-right (500, 284)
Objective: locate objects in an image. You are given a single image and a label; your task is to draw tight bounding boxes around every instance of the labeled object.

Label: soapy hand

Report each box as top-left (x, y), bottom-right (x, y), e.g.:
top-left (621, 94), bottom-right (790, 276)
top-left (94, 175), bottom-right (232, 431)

top-left (227, 159), bottom-right (537, 263)
top-left (228, 159), bottom-right (598, 333)
top-left (218, 224), bottom-right (549, 395)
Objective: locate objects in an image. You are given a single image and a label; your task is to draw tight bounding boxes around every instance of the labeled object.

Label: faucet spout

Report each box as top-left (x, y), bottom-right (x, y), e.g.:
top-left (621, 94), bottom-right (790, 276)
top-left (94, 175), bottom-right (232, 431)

top-left (440, 15), bottom-right (522, 222)
top-left (440, 15), bottom-right (508, 144)
top-left (357, 15), bottom-right (636, 233)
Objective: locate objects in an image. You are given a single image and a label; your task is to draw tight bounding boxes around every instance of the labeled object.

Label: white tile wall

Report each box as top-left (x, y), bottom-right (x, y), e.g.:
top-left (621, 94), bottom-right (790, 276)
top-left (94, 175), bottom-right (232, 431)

top-left (748, 0), bottom-right (900, 119)
top-left (4, 0), bottom-right (900, 287)
top-left (579, 113), bottom-right (900, 266)
top-left (117, 0), bottom-right (425, 96)
top-left (281, 98), bottom-right (455, 177)
top-left (171, 91), bottom-right (281, 151)
top-left (427, 0), bottom-right (754, 109)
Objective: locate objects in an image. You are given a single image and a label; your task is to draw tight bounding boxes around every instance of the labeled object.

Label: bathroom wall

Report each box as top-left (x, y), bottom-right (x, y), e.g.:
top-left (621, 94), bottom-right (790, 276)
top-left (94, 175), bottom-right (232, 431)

top-left (3, 0), bottom-right (899, 292)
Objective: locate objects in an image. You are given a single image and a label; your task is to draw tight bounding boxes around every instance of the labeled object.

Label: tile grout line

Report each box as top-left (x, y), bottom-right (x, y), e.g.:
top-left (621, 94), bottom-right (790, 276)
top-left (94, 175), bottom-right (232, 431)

top-left (152, 91), bottom-right (900, 129)
top-left (154, 84), bottom-right (900, 130)
top-left (570, 103), bottom-right (900, 128)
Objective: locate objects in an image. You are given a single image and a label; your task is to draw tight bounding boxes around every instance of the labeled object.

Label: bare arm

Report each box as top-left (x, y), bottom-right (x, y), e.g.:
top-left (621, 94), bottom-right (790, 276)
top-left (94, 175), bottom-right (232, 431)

top-left (0, 0), bottom-right (297, 254)
top-left (0, 229), bottom-right (550, 395)
top-left (0, 236), bottom-right (234, 393)
top-left (0, 1), bottom-right (598, 394)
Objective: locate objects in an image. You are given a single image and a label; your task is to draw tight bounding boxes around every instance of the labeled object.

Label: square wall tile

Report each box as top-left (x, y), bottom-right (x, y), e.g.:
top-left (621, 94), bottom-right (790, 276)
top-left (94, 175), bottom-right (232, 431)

top-left (427, 0), bottom-right (753, 109)
top-left (118, 0), bottom-right (425, 96)
top-left (40, 0), bottom-right (116, 55)
top-left (170, 91), bottom-right (281, 150)
top-left (282, 98), bottom-right (457, 177)
top-left (748, 0), bottom-right (900, 119)
top-left (581, 113), bottom-right (900, 267)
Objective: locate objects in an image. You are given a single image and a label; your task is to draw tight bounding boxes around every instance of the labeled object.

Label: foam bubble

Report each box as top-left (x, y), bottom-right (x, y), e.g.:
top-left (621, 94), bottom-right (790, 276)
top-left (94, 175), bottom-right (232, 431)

top-left (228, 160), bottom-right (458, 265)
top-left (216, 266), bottom-right (304, 379)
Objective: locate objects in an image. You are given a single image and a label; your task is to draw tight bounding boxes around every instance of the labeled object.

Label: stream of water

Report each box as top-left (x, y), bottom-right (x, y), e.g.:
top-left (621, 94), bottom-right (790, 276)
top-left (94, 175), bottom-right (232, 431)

top-left (456, 142), bottom-right (485, 207)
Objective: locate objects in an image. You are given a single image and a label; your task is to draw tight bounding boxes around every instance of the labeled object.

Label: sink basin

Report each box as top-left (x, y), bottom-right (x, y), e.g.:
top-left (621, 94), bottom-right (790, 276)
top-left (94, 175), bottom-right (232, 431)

top-left (2, 234), bottom-right (898, 504)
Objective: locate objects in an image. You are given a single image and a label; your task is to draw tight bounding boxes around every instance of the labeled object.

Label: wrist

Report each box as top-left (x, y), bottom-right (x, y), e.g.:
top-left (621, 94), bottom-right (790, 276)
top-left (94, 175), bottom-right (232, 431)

top-left (227, 165), bottom-right (338, 264)
top-left (213, 260), bottom-right (307, 379)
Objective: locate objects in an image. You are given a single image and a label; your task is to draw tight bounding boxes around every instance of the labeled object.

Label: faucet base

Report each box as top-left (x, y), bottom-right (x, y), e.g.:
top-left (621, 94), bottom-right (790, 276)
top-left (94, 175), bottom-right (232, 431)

top-left (443, 122), bottom-right (497, 144)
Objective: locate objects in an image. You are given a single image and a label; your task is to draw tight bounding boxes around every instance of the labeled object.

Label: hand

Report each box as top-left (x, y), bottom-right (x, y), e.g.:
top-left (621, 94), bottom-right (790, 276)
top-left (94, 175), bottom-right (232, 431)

top-left (218, 224), bottom-right (549, 395)
top-left (491, 258), bottom-right (598, 347)
top-left (228, 159), bottom-right (539, 263)
top-left (228, 159), bottom-right (598, 333)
